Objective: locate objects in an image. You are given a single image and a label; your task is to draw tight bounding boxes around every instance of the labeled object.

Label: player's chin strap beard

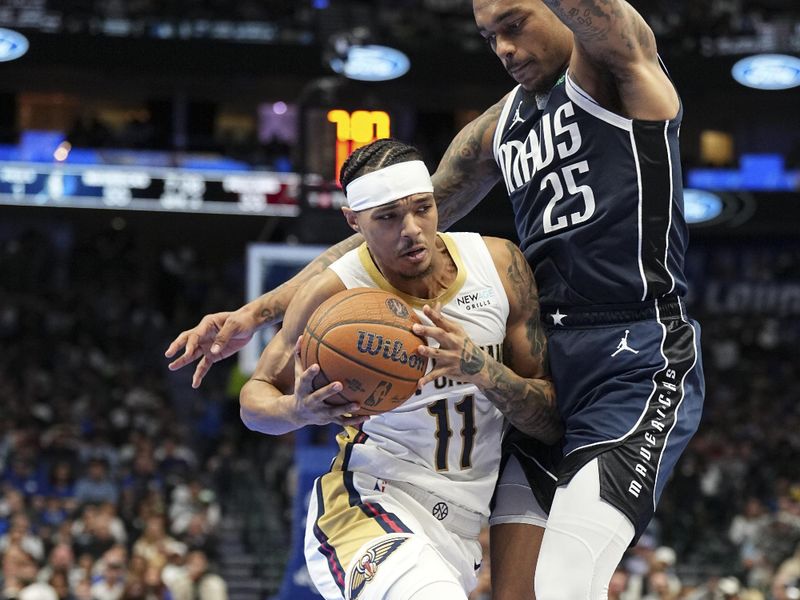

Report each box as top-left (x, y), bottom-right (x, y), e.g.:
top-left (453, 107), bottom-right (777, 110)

top-left (366, 246), bottom-right (434, 282)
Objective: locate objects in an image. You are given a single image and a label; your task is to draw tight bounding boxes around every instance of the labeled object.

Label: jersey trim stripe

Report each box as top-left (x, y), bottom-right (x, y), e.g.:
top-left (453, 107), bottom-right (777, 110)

top-left (312, 480), bottom-right (347, 595)
top-left (633, 120), bottom-right (675, 299)
top-left (493, 86), bottom-right (521, 162)
top-left (565, 74), bottom-right (632, 131)
top-left (629, 128), bottom-right (648, 300)
top-left (663, 121), bottom-right (677, 294)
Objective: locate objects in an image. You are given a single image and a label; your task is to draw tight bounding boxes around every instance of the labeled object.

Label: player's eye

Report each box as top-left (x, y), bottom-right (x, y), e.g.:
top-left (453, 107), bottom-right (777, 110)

top-left (485, 34), bottom-right (496, 49)
top-left (507, 18), bottom-right (524, 33)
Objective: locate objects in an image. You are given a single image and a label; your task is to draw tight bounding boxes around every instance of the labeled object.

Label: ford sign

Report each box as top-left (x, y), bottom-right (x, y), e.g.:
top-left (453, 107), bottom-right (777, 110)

top-left (683, 189), bottom-right (724, 224)
top-left (731, 54), bottom-right (800, 90)
top-left (0, 28), bottom-right (29, 62)
top-left (330, 45), bottom-right (410, 82)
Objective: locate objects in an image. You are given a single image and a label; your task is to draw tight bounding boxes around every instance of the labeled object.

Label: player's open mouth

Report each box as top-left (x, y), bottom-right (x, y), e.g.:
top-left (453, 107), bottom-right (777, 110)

top-left (402, 247), bottom-right (427, 262)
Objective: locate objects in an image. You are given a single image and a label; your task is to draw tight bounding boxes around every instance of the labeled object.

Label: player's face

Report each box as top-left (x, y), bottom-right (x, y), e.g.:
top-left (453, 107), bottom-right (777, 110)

top-left (474, 0), bottom-right (573, 93)
top-left (351, 193), bottom-right (439, 281)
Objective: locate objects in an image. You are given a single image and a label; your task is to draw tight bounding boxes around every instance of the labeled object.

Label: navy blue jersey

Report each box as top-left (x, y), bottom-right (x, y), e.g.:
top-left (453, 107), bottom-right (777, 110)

top-left (492, 72), bottom-right (689, 307)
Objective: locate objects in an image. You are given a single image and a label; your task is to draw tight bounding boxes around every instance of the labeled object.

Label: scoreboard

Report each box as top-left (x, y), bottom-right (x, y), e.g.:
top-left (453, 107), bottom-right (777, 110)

top-left (0, 162), bottom-right (301, 216)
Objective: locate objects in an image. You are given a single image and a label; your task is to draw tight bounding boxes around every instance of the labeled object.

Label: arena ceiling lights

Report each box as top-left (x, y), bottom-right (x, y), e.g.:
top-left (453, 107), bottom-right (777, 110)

top-left (326, 29), bottom-right (410, 82)
top-left (0, 28), bottom-right (28, 62)
top-left (329, 45), bottom-right (410, 82)
top-left (683, 189), bottom-right (724, 224)
top-left (731, 54), bottom-right (800, 90)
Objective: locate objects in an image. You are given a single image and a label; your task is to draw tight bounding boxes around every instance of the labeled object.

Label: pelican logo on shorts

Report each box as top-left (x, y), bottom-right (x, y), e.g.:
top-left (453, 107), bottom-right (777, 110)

top-left (385, 297), bottom-right (410, 319)
top-left (432, 502), bottom-right (449, 520)
top-left (356, 331), bottom-right (426, 372)
top-left (349, 536), bottom-right (409, 600)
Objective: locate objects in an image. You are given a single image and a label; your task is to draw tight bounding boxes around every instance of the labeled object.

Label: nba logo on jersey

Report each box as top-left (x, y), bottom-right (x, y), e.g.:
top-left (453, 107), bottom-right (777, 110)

top-left (348, 535), bottom-right (410, 600)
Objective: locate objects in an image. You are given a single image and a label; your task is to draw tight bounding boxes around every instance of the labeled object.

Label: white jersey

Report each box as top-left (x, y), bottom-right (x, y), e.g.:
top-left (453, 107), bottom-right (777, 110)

top-left (327, 232), bottom-right (509, 516)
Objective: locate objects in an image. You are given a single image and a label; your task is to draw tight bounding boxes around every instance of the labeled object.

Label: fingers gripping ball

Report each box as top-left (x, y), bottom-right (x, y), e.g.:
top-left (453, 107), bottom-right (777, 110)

top-left (300, 288), bottom-right (428, 415)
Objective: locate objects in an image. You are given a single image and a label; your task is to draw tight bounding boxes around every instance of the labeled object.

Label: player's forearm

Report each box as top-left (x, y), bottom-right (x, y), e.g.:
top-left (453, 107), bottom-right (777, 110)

top-left (461, 345), bottom-right (563, 444)
top-left (250, 233), bottom-right (363, 328)
top-left (239, 380), bottom-right (300, 436)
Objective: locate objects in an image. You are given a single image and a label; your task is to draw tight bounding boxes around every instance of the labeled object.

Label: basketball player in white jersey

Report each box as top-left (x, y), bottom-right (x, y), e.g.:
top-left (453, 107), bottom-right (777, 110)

top-left (239, 139), bottom-right (561, 600)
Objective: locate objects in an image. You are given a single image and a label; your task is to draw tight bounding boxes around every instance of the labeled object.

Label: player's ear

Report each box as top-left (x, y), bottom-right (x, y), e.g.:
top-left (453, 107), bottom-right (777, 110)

top-left (342, 207), bottom-right (360, 232)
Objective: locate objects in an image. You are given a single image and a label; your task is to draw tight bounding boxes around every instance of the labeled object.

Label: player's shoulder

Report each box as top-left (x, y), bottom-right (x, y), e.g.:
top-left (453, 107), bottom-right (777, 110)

top-left (481, 236), bottom-right (524, 262)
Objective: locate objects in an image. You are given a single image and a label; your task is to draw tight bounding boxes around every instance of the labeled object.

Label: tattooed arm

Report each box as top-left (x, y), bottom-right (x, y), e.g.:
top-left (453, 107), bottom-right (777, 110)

top-left (544, 0), bottom-right (679, 120)
top-left (413, 237), bottom-right (562, 443)
top-left (431, 95), bottom-right (506, 230)
top-left (165, 234), bottom-right (363, 387)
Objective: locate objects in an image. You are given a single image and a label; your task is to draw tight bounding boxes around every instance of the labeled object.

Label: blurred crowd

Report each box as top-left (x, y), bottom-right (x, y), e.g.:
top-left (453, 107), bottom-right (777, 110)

top-left (2, 222), bottom-right (800, 600)
top-left (0, 223), bottom-right (241, 600)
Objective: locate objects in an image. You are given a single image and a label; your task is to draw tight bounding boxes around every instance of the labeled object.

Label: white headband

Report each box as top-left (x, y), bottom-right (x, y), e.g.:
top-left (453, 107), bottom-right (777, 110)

top-left (345, 160), bottom-right (434, 212)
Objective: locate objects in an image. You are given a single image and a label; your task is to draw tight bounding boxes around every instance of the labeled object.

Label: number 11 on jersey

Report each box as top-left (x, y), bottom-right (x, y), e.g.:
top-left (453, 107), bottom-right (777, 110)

top-left (427, 395), bottom-right (477, 471)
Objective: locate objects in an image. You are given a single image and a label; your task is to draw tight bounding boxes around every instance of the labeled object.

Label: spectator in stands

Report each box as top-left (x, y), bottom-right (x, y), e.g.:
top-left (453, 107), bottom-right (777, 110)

top-left (90, 547), bottom-right (127, 600)
top-left (47, 570), bottom-right (72, 600)
top-left (2, 544), bottom-right (39, 599)
top-left (169, 550), bottom-right (226, 600)
top-left (0, 514), bottom-right (44, 563)
top-left (168, 478), bottom-right (219, 538)
top-left (72, 506), bottom-right (118, 560)
top-left (42, 462), bottom-right (76, 502)
top-left (73, 459), bottom-right (118, 506)
top-left (132, 516), bottom-right (179, 570)
top-left (36, 543), bottom-right (82, 591)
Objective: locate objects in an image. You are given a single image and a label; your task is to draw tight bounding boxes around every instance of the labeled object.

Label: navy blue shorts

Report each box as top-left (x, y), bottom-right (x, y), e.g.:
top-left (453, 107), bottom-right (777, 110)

top-left (502, 295), bottom-right (705, 539)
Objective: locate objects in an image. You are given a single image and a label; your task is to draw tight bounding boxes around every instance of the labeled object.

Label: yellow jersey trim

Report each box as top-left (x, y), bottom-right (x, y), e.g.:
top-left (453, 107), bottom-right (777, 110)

top-left (356, 233), bottom-right (466, 309)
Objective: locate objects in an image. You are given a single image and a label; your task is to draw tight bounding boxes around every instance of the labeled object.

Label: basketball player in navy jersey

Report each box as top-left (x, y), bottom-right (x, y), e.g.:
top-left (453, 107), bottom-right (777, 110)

top-left (166, 0), bottom-right (705, 597)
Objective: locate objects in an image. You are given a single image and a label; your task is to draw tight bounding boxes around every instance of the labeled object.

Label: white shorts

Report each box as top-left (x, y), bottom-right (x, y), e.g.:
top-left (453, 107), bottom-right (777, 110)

top-left (489, 455), bottom-right (549, 528)
top-left (305, 470), bottom-right (483, 600)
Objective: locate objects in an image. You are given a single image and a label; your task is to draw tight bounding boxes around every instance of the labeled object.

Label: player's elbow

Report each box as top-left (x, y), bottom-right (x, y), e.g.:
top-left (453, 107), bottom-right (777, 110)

top-left (239, 406), bottom-right (258, 432)
top-left (239, 383), bottom-right (272, 434)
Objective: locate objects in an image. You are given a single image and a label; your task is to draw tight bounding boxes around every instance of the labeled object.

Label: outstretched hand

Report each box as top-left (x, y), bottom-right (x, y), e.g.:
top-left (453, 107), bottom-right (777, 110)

top-left (413, 303), bottom-right (487, 389)
top-left (291, 338), bottom-right (369, 428)
top-left (164, 310), bottom-right (256, 389)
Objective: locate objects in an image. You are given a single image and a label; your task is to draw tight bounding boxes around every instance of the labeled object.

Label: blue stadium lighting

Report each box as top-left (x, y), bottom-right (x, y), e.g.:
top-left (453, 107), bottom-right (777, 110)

top-left (329, 45), bottom-right (410, 82)
top-left (0, 28), bottom-right (29, 62)
top-left (687, 153), bottom-right (799, 191)
top-left (683, 189), bottom-right (723, 224)
top-left (731, 54), bottom-right (800, 90)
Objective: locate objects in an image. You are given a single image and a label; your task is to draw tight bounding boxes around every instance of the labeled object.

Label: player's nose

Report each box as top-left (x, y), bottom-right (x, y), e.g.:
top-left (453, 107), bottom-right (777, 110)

top-left (495, 36), bottom-right (515, 60)
top-left (400, 212), bottom-right (423, 237)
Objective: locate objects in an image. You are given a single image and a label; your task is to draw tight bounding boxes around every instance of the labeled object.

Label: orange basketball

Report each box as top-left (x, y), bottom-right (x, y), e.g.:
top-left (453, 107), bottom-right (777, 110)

top-left (300, 288), bottom-right (428, 415)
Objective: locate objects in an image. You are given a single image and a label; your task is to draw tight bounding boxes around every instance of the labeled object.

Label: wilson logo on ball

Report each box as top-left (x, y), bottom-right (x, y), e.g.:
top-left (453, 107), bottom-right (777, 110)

top-left (356, 331), bottom-right (426, 372)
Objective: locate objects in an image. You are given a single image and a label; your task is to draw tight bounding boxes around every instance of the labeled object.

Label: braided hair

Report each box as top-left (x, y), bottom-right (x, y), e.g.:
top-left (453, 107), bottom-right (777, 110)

top-left (340, 138), bottom-right (424, 191)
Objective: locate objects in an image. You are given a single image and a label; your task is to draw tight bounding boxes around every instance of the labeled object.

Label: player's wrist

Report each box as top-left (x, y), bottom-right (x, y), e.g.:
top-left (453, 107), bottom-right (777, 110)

top-left (248, 294), bottom-right (283, 329)
top-left (468, 350), bottom-right (495, 390)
